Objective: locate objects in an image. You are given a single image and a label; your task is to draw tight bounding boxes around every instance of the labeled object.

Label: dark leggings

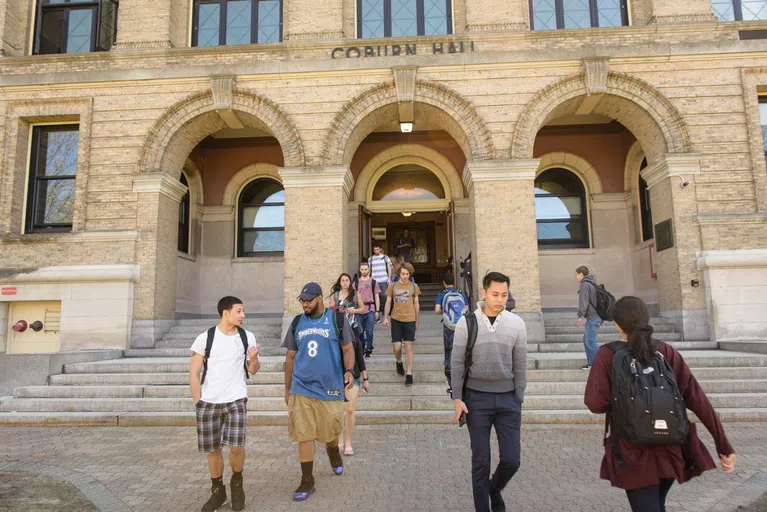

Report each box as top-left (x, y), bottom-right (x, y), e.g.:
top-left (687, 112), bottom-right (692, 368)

top-left (625, 478), bottom-right (675, 512)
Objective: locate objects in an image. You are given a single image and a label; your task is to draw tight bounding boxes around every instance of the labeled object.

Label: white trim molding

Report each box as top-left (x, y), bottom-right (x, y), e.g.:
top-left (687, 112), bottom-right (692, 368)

top-left (697, 249), bottom-right (767, 270)
top-left (590, 192), bottom-right (631, 211)
top-left (640, 154), bottom-right (701, 190)
top-left (463, 159), bottom-right (540, 191)
top-left (0, 265), bottom-right (140, 284)
top-left (201, 205), bottom-right (235, 223)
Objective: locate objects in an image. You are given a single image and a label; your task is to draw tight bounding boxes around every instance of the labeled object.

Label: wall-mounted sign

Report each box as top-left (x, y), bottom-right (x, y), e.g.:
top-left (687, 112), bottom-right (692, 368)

top-left (331, 41), bottom-right (475, 59)
top-left (655, 219), bottom-right (674, 252)
top-left (1, 287), bottom-right (17, 295)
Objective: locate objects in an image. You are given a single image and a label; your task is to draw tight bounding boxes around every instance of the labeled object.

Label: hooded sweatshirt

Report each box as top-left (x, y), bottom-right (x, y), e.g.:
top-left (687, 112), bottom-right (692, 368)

top-left (578, 275), bottom-right (599, 318)
top-left (450, 301), bottom-right (527, 402)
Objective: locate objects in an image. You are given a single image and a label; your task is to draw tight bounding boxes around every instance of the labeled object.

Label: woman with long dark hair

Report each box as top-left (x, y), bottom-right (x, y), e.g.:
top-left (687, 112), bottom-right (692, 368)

top-left (328, 273), bottom-right (369, 456)
top-left (585, 296), bottom-right (736, 512)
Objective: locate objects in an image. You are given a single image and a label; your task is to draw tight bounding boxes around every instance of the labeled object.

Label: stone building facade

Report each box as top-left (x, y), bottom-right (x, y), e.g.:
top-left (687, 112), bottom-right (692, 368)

top-left (1, 0), bottom-right (766, 353)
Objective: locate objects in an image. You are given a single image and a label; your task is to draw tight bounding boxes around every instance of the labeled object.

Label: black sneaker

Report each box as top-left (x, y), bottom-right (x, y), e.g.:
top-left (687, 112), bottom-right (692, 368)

top-left (230, 475), bottom-right (244, 511)
top-left (201, 484), bottom-right (227, 512)
top-left (364, 350), bottom-right (372, 359)
top-left (581, 364), bottom-right (592, 370)
top-left (396, 362), bottom-right (405, 376)
top-left (405, 374), bottom-right (413, 385)
top-left (293, 476), bottom-right (315, 501)
top-left (490, 489), bottom-right (506, 512)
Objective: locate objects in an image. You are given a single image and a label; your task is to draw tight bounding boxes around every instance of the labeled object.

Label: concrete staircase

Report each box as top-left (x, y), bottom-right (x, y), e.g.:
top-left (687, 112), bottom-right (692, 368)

top-left (2, 313), bottom-right (766, 426)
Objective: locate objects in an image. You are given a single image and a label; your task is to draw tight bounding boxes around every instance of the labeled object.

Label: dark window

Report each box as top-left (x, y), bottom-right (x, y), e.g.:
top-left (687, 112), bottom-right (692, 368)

top-left (34, 0), bottom-right (118, 55)
top-left (192, 0), bottom-right (282, 47)
top-left (759, 97), bottom-right (767, 164)
top-left (358, 0), bottom-right (452, 38)
top-left (26, 125), bottom-right (79, 233)
top-left (638, 158), bottom-right (653, 242)
top-left (238, 179), bottom-right (285, 256)
top-left (530, 0), bottom-right (628, 30)
top-left (535, 168), bottom-right (589, 248)
top-left (178, 174), bottom-right (191, 254)
top-left (712, 0), bottom-right (767, 21)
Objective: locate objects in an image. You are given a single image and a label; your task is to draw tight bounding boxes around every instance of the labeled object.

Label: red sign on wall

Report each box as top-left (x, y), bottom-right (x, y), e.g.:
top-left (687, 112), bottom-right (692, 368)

top-left (1, 287), bottom-right (17, 295)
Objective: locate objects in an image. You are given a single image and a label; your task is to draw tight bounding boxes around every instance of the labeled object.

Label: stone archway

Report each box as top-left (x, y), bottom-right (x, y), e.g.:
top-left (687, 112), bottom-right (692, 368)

top-left (139, 88), bottom-right (304, 177)
top-left (321, 80), bottom-right (495, 166)
top-left (511, 72), bottom-right (691, 165)
top-left (223, 163), bottom-right (282, 207)
top-left (536, 151), bottom-right (603, 195)
top-left (354, 145), bottom-right (464, 203)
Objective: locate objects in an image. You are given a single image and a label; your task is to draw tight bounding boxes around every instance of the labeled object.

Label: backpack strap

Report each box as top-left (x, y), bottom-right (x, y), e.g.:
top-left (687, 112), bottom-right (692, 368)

top-left (461, 312), bottom-right (479, 399)
top-left (603, 340), bottom-right (629, 470)
top-left (332, 309), bottom-right (345, 343)
top-left (200, 326), bottom-right (216, 385)
top-left (290, 314), bottom-right (302, 338)
top-left (237, 326), bottom-right (249, 381)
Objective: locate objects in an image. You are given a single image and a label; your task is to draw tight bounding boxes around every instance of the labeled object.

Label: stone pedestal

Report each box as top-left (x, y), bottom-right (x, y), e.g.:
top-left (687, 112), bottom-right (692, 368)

top-left (463, 159), bottom-right (544, 342)
top-left (279, 166), bottom-right (352, 336)
top-left (131, 173), bottom-right (188, 347)
top-left (641, 154), bottom-right (708, 340)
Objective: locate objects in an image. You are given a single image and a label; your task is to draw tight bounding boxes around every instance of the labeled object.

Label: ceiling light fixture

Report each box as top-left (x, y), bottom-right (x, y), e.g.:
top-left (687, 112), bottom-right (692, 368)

top-left (400, 122), bottom-right (413, 133)
top-left (402, 212), bottom-right (413, 217)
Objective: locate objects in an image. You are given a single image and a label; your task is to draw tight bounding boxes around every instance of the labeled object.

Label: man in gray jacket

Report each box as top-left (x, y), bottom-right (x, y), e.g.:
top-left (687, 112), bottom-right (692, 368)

top-left (575, 265), bottom-right (601, 370)
top-left (451, 271), bottom-right (527, 512)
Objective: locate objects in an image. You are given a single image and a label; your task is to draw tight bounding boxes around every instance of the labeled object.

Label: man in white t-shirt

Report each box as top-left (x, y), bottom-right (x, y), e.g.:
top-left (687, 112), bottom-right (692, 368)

top-left (368, 242), bottom-right (393, 321)
top-left (190, 296), bottom-right (261, 512)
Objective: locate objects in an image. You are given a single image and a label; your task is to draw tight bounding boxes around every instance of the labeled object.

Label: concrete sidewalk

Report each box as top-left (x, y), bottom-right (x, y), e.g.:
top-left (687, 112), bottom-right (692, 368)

top-left (0, 423), bottom-right (764, 512)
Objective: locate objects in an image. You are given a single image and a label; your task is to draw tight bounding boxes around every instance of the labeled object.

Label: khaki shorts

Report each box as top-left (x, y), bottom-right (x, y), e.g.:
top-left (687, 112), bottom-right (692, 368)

top-left (288, 394), bottom-right (344, 443)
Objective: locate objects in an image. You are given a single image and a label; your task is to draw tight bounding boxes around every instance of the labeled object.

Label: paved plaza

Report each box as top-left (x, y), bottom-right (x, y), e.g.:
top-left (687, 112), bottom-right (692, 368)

top-left (1, 423), bottom-right (765, 512)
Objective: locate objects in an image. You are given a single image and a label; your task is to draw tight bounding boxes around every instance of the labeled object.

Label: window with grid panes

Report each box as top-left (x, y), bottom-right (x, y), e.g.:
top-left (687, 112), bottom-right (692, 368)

top-left (26, 126), bottom-right (79, 233)
top-left (34, 0), bottom-right (118, 55)
top-left (237, 179), bottom-right (285, 256)
top-left (711, 0), bottom-right (767, 21)
top-left (530, 0), bottom-right (627, 30)
top-left (535, 169), bottom-right (590, 248)
top-left (358, 0), bottom-right (451, 38)
top-left (193, 0), bottom-right (281, 47)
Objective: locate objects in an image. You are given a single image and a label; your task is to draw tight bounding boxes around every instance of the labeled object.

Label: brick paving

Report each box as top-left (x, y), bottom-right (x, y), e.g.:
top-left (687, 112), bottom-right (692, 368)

top-left (0, 424), bottom-right (765, 512)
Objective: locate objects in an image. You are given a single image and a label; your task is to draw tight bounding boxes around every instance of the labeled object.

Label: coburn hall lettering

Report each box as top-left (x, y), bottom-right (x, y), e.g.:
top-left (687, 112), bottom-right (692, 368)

top-left (331, 41), bottom-right (476, 59)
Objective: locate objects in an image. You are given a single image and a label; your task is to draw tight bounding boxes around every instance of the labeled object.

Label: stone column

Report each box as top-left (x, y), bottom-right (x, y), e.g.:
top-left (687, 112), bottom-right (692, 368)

top-left (465, 0), bottom-right (529, 32)
top-left (112, 0), bottom-right (188, 50)
top-left (645, 0), bottom-right (716, 24)
top-left (284, 0), bottom-right (345, 40)
top-left (641, 154), bottom-right (708, 340)
top-left (279, 166), bottom-right (352, 332)
top-left (131, 173), bottom-right (188, 347)
top-left (463, 159), bottom-right (544, 342)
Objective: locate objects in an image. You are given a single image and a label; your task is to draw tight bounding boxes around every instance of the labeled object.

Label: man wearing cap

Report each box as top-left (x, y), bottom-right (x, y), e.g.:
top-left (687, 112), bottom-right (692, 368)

top-left (282, 282), bottom-right (356, 502)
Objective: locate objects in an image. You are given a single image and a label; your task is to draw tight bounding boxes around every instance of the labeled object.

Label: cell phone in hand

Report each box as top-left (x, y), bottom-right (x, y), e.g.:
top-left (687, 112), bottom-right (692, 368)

top-left (459, 412), bottom-right (467, 427)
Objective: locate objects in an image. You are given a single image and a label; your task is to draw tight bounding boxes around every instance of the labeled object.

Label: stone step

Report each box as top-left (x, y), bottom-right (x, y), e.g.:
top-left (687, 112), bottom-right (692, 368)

top-left (3, 407), bottom-right (766, 427)
top-left (17, 378), bottom-right (767, 400)
top-left (537, 342), bottom-right (717, 352)
top-left (4, 392), bottom-right (766, 413)
top-left (542, 316), bottom-right (672, 326)
top-left (718, 341), bottom-right (767, 355)
top-left (544, 333), bottom-right (682, 343)
top-left (533, 351), bottom-right (767, 370)
top-left (173, 318), bottom-right (282, 326)
top-left (545, 325), bottom-right (676, 334)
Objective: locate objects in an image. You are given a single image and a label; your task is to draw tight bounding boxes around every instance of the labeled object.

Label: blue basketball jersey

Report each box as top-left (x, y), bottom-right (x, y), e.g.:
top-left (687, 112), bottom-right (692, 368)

top-left (291, 309), bottom-right (344, 401)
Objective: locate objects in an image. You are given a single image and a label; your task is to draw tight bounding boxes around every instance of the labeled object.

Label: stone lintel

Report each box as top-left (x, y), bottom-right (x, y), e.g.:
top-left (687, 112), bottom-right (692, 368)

top-left (132, 173), bottom-right (189, 202)
top-left (589, 192), bottom-right (631, 210)
top-left (278, 166), bottom-right (353, 196)
top-left (640, 154), bottom-right (701, 190)
top-left (697, 249), bottom-right (767, 270)
top-left (462, 159), bottom-right (540, 191)
top-left (201, 205), bottom-right (235, 223)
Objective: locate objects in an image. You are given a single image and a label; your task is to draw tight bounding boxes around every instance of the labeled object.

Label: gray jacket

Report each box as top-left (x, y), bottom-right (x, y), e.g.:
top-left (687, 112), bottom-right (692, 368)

top-left (578, 276), bottom-right (599, 318)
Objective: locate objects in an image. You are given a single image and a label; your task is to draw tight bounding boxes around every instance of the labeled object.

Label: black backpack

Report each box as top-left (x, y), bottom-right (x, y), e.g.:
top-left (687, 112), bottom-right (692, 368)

top-left (604, 341), bottom-right (690, 468)
top-left (458, 311), bottom-right (479, 399)
top-left (201, 326), bottom-right (250, 385)
top-left (591, 282), bottom-right (616, 322)
top-left (290, 309), bottom-right (361, 379)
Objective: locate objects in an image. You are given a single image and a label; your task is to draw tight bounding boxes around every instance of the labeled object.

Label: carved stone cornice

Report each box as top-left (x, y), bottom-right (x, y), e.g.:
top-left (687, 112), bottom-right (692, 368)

top-left (278, 166), bottom-right (354, 197)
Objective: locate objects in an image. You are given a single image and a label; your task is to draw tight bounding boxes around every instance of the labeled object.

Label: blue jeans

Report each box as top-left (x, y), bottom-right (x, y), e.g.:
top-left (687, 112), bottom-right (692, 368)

top-left (583, 316), bottom-right (603, 365)
top-left (464, 389), bottom-right (522, 512)
top-left (358, 311), bottom-right (375, 353)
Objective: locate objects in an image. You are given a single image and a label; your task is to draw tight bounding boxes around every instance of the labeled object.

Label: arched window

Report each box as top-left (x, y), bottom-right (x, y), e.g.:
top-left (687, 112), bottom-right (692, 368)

top-left (238, 178), bottom-right (285, 256)
top-left (638, 158), bottom-right (653, 242)
top-left (535, 168), bottom-right (589, 248)
top-left (178, 174), bottom-right (191, 253)
top-left (372, 165), bottom-right (446, 201)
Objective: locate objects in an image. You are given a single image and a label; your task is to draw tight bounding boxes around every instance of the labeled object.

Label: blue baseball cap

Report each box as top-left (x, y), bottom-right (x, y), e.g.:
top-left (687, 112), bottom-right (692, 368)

top-left (298, 282), bottom-right (323, 300)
